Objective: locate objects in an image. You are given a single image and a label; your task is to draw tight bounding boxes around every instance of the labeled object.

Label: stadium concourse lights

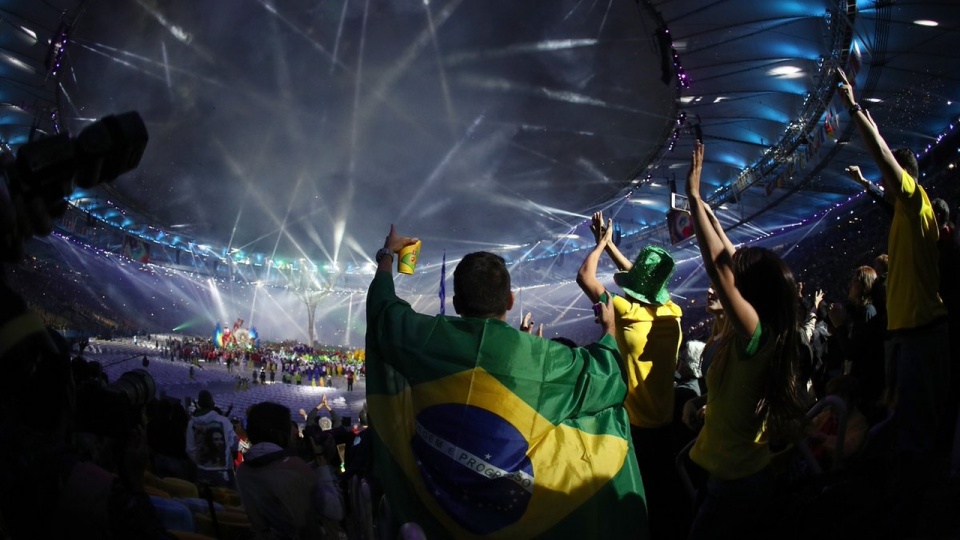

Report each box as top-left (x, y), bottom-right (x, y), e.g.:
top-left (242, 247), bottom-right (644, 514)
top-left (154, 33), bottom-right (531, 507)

top-left (0, 52), bottom-right (34, 73)
top-left (767, 65), bottom-right (803, 79)
top-left (17, 25), bottom-right (38, 44)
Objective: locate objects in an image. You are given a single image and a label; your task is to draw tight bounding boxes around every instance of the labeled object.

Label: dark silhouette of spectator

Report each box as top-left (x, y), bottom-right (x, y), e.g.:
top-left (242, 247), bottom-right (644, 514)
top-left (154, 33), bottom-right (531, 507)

top-left (146, 397), bottom-right (195, 481)
top-left (0, 171), bottom-right (175, 538)
top-left (808, 299), bottom-right (836, 400)
top-left (932, 197), bottom-right (960, 462)
top-left (237, 401), bottom-right (343, 538)
top-left (869, 253), bottom-right (889, 325)
top-left (674, 339), bottom-right (704, 452)
top-left (300, 395), bottom-right (345, 468)
top-left (830, 266), bottom-right (887, 418)
top-left (932, 198), bottom-right (960, 314)
top-left (0, 291), bottom-right (173, 539)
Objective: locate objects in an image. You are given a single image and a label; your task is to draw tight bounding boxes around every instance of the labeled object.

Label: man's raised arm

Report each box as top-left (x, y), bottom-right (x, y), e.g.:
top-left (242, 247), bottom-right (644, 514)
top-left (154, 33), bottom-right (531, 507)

top-left (837, 68), bottom-right (901, 195)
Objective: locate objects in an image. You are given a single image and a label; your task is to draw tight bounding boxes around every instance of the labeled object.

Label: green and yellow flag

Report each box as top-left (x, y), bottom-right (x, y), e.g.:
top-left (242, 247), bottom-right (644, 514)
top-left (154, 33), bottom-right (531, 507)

top-left (365, 273), bottom-right (648, 539)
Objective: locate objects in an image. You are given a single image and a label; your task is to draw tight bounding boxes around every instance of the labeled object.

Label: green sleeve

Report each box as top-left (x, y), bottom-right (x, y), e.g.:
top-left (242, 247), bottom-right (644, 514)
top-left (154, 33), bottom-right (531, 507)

top-left (744, 321), bottom-right (763, 356)
top-left (365, 271), bottom-right (400, 323)
top-left (364, 271), bottom-right (441, 380)
top-left (573, 333), bottom-right (628, 416)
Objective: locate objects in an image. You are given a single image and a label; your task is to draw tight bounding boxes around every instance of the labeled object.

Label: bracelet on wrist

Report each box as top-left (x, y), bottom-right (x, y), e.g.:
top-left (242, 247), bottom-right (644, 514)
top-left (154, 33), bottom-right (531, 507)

top-left (848, 103), bottom-right (863, 115)
top-left (375, 247), bottom-right (394, 264)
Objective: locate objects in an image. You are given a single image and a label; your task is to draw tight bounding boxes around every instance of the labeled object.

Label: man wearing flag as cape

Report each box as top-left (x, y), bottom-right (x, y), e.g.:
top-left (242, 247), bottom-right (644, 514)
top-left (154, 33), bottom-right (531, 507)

top-left (366, 225), bottom-right (649, 539)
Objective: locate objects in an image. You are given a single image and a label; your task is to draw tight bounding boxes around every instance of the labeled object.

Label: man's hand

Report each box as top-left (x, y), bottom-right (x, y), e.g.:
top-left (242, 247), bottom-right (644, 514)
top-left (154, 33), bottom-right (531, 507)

top-left (814, 289), bottom-right (825, 310)
top-left (594, 294), bottom-right (616, 335)
top-left (836, 67), bottom-right (856, 108)
top-left (685, 141), bottom-right (704, 199)
top-left (844, 165), bottom-right (872, 190)
top-left (383, 224), bottom-right (419, 254)
top-left (520, 312), bottom-right (544, 337)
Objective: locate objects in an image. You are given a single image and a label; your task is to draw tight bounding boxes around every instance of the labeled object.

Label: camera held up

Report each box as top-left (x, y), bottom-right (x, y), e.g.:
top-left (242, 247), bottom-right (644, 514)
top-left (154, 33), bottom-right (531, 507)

top-left (1, 111), bottom-right (149, 263)
top-left (75, 366), bottom-right (157, 440)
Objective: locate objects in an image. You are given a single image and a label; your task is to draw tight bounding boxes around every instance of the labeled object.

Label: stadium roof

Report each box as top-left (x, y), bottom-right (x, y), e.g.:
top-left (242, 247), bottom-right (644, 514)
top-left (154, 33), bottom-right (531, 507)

top-left (3, 0), bottom-right (958, 284)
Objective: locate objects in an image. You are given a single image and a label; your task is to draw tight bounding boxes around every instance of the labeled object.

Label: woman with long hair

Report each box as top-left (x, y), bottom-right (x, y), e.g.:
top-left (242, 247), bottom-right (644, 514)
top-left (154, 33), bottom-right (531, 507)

top-left (848, 265), bottom-right (878, 309)
top-left (684, 142), bottom-right (806, 539)
top-left (831, 265), bottom-right (886, 415)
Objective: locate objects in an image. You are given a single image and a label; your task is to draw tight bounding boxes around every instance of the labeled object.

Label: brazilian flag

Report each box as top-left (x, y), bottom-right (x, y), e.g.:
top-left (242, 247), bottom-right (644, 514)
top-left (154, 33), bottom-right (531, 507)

top-left (366, 272), bottom-right (648, 539)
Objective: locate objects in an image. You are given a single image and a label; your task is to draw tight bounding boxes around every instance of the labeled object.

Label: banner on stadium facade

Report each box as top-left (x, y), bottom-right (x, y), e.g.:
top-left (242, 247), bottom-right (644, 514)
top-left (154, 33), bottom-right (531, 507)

top-left (123, 234), bottom-right (150, 263)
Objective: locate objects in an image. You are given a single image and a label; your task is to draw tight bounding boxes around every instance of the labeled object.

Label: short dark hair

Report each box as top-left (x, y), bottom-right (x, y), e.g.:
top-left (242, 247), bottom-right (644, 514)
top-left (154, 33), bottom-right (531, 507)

top-left (932, 198), bottom-right (950, 225)
top-left (872, 254), bottom-right (888, 275)
top-left (453, 252), bottom-right (512, 318)
top-left (197, 390), bottom-right (215, 410)
top-left (246, 401), bottom-right (292, 447)
top-left (892, 147), bottom-right (919, 180)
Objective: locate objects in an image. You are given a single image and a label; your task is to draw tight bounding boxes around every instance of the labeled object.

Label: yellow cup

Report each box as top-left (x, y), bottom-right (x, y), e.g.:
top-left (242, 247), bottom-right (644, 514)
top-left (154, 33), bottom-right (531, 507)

top-left (398, 240), bottom-right (421, 275)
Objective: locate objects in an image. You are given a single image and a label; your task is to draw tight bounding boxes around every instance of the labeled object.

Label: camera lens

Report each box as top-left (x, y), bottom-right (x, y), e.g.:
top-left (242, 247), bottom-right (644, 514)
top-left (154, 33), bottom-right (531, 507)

top-left (110, 368), bottom-right (156, 407)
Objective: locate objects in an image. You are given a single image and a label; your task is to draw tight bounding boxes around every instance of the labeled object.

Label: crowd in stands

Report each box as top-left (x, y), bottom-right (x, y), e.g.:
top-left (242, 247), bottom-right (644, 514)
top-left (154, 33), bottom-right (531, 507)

top-left (0, 169), bottom-right (958, 538)
top-left (358, 93), bottom-right (960, 538)
top-left (6, 256), bottom-right (142, 338)
top-left (4, 85), bottom-right (960, 540)
top-left (0, 181), bottom-right (958, 540)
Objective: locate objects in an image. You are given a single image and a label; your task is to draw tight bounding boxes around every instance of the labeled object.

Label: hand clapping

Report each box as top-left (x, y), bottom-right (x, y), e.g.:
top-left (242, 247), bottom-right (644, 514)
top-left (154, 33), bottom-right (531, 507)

top-left (520, 312), bottom-right (544, 337)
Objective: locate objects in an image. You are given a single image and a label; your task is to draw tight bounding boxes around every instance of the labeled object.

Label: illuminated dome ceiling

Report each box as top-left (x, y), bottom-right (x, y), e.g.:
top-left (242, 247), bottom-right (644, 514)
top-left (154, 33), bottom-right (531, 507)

top-left (3, 0), bottom-right (959, 284)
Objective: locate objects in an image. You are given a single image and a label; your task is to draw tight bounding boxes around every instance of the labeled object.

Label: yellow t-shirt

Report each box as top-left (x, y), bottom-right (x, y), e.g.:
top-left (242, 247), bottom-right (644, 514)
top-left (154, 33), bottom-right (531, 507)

top-left (690, 325), bottom-right (772, 480)
top-left (887, 169), bottom-right (947, 331)
top-left (611, 293), bottom-right (682, 429)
